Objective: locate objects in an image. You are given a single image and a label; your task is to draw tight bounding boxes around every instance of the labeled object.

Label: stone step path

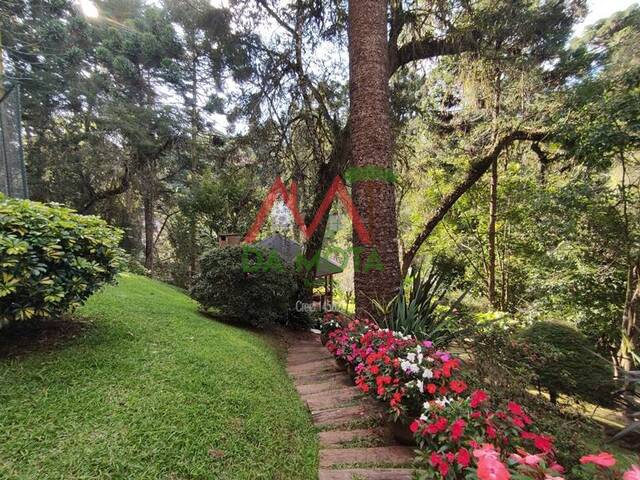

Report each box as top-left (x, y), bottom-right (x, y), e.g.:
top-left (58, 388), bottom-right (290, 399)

top-left (287, 332), bottom-right (416, 480)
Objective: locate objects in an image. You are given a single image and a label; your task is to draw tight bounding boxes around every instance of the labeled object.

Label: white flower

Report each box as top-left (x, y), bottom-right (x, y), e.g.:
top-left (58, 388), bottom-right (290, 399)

top-left (435, 397), bottom-right (453, 408)
top-left (416, 380), bottom-right (424, 392)
top-left (420, 414), bottom-right (429, 421)
top-left (422, 401), bottom-right (431, 412)
top-left (422, 368), bottom-right (433, 379)
top-left (406, 353), bottom-right (416, 362)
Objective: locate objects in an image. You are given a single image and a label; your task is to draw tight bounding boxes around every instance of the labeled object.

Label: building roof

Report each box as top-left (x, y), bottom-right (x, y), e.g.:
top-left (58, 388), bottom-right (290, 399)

top-left (257, 233), bottom-right (343, 278)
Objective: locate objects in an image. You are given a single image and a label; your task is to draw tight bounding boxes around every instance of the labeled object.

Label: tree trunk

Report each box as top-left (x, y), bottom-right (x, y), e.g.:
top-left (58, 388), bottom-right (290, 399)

top-left (488, 159), bottom-right (498, 307)
top-left (348, 0), bottom-right (402, 318)
top-left (188, 54), bottom-right (199, 283)
top-left (619, 260), bottom-right (639, 372)
top-left (143, 186), bottom-right (155, 273)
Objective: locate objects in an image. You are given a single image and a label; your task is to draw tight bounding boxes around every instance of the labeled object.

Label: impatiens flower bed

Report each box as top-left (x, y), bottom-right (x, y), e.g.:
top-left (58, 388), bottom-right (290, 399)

top-left (323, 315), bottom-right (639, 480)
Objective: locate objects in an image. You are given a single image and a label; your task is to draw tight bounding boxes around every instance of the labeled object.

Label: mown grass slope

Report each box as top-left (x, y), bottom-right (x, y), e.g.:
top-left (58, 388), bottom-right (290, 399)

top-left (0, 274), bottom-right (317, 479)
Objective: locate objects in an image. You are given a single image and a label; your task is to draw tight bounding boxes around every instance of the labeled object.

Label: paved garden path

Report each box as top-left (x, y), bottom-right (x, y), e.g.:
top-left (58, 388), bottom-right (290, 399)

top-left (287, 332), bottom-right (416, 480)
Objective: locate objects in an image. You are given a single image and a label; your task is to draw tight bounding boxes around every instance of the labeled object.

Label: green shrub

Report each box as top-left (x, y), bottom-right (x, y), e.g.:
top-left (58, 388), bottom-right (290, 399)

top-left (520, 321), bottom-right (615, 406)
top-left (190, 245), bottom-right (296, 328)
top-left (0, 197), bottom-right (124, 324)
top-left (374, 258), bottom-right (467, 346)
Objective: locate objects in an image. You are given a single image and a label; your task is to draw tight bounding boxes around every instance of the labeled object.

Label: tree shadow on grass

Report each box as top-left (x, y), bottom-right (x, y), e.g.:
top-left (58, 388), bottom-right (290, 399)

top-left (0, 317), bottom-right (91, 360)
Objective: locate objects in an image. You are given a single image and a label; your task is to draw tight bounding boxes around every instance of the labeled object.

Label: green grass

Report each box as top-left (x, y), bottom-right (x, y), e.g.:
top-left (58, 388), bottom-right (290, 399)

top-left (0, 274), bottom-right (318, 480)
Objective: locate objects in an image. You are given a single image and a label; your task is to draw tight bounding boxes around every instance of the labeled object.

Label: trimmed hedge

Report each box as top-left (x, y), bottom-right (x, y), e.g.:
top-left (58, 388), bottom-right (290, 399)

top-left (0, 196), bottom-right (124, 324)
top-left (190, 245), bottom-right (296, 328)
top-left (520, 321), bottom-right (615, 406)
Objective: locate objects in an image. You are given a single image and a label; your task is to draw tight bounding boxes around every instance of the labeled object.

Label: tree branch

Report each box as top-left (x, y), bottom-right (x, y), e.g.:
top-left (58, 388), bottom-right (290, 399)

top-left (79, 165), bottom-right (130, 213)
top-left (390, 29), bottom-right (482, 75)
top-left (401, 129), bottom-right (547, 275)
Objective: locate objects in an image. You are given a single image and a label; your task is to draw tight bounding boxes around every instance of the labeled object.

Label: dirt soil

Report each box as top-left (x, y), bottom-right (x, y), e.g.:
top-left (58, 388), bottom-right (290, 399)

top-left (0, 317), bottom-right (90, 359)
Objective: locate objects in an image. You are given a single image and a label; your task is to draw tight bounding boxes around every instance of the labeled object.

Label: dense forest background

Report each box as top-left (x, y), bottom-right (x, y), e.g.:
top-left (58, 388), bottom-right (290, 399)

top-left (2, 0), bottom-right (638, 369)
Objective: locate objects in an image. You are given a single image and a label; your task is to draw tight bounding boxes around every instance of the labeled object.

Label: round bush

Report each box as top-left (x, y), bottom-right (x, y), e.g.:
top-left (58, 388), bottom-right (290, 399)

top-left (520, 321), bottom-right (615, 406)
top-left (0, 197), bottom-right (124, 324)
top-left (190, 245), bottom-right (296, 328)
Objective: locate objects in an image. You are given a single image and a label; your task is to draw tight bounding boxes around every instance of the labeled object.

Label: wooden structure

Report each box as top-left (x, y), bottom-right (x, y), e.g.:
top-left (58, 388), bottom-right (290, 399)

top-left (257, 233), bottom-right (343, 309)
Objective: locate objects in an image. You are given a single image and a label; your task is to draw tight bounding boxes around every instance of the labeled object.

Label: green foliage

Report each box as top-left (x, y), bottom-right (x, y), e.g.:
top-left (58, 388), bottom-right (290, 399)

top-left (190, 246), bottom-right (297, 328)
top-left (0, 197), bottom-right (124, 323)
top-left (374, 257), bottom-right (466, 345)
top-left (520, 321), bottom-right (616, 406)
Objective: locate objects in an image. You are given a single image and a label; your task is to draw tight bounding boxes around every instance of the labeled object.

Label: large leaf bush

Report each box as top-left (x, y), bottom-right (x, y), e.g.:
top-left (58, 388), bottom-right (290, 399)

top-left (190, 245), bottom-right (296, 328)
top-left (0, 196), bottom-right (124, 324)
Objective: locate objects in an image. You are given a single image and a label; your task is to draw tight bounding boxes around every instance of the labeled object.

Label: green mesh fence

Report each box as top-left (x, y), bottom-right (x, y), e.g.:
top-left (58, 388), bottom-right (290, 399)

top-left (0, 84), bottom-right (28, 198)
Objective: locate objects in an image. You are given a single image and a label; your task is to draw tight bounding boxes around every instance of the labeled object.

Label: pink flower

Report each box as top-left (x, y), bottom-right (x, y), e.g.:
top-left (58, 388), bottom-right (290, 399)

top-left (477, 455), bottom-right (510, 480)
top-left (579, 452), bottom-right (617, 468)
top-left (473, 444), bottom-right (499, 461)
top-left (624, 465), bottom-right (640, 480)
top-left (509, 452), bottom-right (542, 466)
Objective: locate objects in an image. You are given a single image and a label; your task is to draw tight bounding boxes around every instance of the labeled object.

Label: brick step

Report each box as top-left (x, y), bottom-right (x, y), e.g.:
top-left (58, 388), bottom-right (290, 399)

top-left (312, 404), bottom-right (382, 427)
top-left (296, 378), bottom-right (352, 396)
top-left (288, 352), bottom-right (334, 365)
top-left (288, 345), bottom-right (327, 354)
top-left (294, 371), bottom-right (350, 385)
top-left (304, 387), bottom-right (362, 412)
top-left (287, 359), bottom-right (340, 376)
top-left (318, 468), bottom-right (414, 480)
top-left (290, 340), bottom-right (321, 348)
top-left (319, 428), bottom-right (391, 447)
top-left (319, 446), bottom-right (415, 468)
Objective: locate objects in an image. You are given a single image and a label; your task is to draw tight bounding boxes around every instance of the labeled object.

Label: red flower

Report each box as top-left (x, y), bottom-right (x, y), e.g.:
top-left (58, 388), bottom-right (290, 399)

top-left (369, 365), bottom-right (379, 375)
top-left (457, 447), bottom-right (471, 467)
top-left (580, 452), bottom-right (617, 468)
top-left (521, 432), bottom-right (554, 453)
top-left (450, 380), bottom-right (468, 394)
top-left (427, 417), bottom-right (449, 435)
top-left (409, 420), bottom-right (420, 433)
top-left (507, 401), bottom-right (524, 417)
top-left (451, 419), bottom-right (466, 441)
top-left (426, 383), bottom-right (437, 394)
top-left (443, 359), bottom-right (460, 377)
top-left (390, 391), bottom-right (403, 407)
top-left (470, 390), bottom-right (489, 408)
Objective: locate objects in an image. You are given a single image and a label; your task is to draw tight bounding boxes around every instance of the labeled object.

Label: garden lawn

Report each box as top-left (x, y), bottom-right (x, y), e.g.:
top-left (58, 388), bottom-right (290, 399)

top-left (0, 274), bottom-right (317, 480)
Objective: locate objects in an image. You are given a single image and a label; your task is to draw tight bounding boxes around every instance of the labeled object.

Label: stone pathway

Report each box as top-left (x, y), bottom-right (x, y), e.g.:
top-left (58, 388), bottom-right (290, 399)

top-left (287, 332), bottom-right (416, 480)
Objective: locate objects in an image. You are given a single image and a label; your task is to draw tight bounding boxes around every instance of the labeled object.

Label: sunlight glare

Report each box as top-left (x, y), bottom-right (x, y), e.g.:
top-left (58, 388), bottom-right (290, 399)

top-left (79, 0), bottom-right (99, 18)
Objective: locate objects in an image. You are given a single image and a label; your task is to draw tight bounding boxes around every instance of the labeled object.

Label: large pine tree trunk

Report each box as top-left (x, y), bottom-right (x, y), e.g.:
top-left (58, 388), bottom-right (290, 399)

top-left (348, 0), bottom-right (401, 318)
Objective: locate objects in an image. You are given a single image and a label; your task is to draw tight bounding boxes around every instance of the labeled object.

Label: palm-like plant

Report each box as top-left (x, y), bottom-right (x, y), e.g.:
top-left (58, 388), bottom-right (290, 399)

top-left (373, 262), bottom-right (467, 346)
